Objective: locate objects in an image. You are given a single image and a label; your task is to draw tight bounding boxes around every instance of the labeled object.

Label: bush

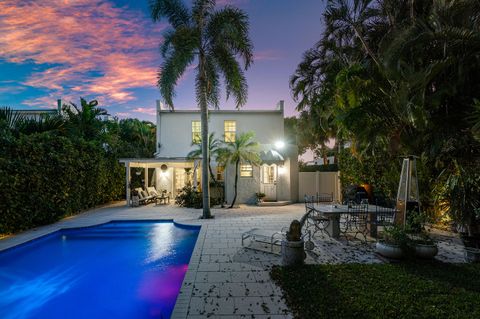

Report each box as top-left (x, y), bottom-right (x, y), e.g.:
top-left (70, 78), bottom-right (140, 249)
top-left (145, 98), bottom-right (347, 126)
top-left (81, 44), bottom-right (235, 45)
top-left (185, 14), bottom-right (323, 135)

top-left (0, 132), bottom-right (124, 234)
top-left (175, 185), bottom-right (203, 208)
top-left (175, 184), bottom-right (223, 208)
top-left (299, 163), bottom-right (338, 172)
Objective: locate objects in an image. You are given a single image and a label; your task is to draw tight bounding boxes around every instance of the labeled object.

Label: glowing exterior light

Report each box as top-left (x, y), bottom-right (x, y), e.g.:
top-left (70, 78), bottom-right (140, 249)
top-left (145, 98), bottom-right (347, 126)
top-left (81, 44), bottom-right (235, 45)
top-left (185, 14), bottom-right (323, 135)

top-left (278, 165), bottom-right (286, 175)
top-left (274, 141), bottom-right (285, 149)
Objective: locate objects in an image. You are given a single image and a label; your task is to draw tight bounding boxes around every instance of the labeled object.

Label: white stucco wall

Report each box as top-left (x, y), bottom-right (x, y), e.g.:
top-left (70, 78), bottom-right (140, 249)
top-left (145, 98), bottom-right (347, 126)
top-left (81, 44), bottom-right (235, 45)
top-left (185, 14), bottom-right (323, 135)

top-left (156, 108), bottom-right (284, 158)
top-left (154, 101), bottom-right (300, 204)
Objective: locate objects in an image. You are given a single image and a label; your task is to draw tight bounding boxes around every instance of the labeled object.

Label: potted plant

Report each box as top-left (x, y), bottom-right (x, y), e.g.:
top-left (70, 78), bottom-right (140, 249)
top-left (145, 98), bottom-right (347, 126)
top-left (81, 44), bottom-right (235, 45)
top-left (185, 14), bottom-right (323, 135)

top-left (281, 220), bottom-right (306, 266)
top-left (255, 192), bottom-right (266, 204)
top-left (406, 212), bottom-right (439, 259)
top-left (375, 225), bottom-right (410, 259)
top-left (435, 162), bottom-right (480, 263)
top-left (130, 188), bottom-right (140, 207)
top-left (411, 232), bottom-right (438, 259)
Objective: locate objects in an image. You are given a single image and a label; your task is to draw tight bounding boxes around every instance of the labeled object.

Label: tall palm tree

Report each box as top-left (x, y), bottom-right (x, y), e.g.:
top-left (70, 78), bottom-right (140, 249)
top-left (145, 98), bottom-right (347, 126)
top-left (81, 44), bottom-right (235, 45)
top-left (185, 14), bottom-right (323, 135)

top-left (187, 132), bottom-right (222, 183)
top-left (150, 0), bottom-right (253, 218)
top-left (217, 131), bottom-right (260, 208)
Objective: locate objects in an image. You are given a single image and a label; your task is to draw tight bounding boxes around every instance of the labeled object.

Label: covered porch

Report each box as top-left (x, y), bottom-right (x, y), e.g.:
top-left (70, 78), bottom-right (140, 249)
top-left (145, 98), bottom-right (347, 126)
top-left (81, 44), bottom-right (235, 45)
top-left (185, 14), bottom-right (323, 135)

top-left (119, 158), bottom-right (200, 206)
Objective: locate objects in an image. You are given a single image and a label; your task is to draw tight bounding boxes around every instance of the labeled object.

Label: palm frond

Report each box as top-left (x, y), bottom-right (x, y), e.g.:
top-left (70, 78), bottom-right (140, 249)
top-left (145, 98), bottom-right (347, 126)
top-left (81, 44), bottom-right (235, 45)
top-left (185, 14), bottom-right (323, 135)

top-left (206, 7), bottom-right (253, 69)
top-left (149, 0), bottom-right (191, 28)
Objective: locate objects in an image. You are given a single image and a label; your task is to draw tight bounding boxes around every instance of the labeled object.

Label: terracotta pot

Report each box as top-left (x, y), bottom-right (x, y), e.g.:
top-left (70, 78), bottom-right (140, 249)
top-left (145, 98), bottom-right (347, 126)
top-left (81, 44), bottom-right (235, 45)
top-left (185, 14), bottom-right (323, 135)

top-left (375, 241), bottom-right (404, 259)
top-left (414, 243), bottom-right (438, 259)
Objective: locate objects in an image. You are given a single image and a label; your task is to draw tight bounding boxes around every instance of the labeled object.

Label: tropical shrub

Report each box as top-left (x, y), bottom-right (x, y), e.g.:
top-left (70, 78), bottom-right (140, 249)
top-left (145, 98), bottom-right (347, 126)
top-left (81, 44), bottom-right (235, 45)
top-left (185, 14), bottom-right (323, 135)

top-left (175, 185), bottom-right (203, 209)
top-left (0, 132), bottom-right (124, 234)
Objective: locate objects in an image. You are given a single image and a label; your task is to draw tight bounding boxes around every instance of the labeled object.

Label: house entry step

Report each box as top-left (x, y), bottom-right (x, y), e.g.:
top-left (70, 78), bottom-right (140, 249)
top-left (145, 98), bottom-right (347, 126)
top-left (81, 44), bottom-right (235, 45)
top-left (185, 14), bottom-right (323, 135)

top-left (257, 201), bottom-right (292, 207)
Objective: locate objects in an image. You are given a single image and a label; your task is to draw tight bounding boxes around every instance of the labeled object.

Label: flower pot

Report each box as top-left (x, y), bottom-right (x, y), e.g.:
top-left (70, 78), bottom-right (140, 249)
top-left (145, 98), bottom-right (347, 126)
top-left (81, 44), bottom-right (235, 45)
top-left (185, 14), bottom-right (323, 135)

top-left (414, 243), bottom-right (438, 259)
top-left (464, 247), bottom-right (480, 263)
top-left (281, 240), bottom-right (306, 266)
top-left (131, 195), bottom-right (139, 207)
top-left (375, 241), bottom-right (404, 259)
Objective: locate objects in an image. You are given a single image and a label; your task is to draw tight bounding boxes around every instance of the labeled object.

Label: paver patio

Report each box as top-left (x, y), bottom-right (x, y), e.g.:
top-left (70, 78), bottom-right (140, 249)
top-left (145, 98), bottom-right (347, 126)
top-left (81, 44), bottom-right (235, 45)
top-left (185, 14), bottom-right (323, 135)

top-left (0, 202), bottom-right (467, 318)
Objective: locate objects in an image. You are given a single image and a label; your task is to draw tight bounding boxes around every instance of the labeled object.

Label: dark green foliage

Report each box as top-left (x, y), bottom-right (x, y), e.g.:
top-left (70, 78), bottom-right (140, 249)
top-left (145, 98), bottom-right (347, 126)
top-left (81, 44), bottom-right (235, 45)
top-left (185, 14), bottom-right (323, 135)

top-left (271, 263), bottom-right (480, 319)
top-left (175, 184), bottom-right (223, 208)
top-left (299, 164), bottom-right (338, 173)
top-left (0, 132), bottom-right (124, 234)
top-left (0, 101), bottom-right (155, 234)
top-left (175, 185), bottom-right (203, 209)
top-left (291, 0), bottom-right (480, 225)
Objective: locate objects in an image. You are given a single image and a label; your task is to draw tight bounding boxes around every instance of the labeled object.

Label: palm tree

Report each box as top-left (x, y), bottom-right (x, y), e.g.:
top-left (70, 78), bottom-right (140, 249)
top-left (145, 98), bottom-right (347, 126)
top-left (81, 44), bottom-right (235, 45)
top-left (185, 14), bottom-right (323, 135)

top-left (187, 132), bottom-right (222, 184)
top-left (217, 131), bottom-right (260, 208)
top-left (149, 0), bottom-right (253, 219)
top-left (62, 98), bottom-right (108, 140)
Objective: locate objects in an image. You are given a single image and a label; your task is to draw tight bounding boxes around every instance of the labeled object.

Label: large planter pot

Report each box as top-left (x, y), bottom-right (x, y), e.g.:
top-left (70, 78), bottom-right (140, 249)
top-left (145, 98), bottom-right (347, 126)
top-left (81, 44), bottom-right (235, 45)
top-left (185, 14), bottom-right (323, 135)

top-left (464, 247), bottom-right (480, 263)
top-left (375, 241), bottom-right (404, 259)
top-left (414, 243), bottom-right (438, 259)
top-left (281, 240), bottom-right (305, 266)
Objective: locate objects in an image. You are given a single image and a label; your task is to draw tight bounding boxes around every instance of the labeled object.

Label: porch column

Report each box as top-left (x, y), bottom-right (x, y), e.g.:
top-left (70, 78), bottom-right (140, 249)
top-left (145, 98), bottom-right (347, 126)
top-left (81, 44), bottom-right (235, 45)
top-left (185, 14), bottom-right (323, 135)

top-left (144, 165), bottom-right (149, 188)
top-left (126, 162), bottom-right (131, 206)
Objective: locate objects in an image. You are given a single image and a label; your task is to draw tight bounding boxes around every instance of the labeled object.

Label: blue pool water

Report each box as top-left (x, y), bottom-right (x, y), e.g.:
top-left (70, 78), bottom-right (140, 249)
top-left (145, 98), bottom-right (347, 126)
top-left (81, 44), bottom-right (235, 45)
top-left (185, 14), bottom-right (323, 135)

top-left (0, 221), bottom-right (200, 319)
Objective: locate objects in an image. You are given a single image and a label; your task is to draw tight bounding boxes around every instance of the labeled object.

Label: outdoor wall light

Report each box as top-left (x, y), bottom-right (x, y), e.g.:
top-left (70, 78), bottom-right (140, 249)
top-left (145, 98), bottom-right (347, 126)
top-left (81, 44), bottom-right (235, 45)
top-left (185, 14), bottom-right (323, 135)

top-left (275, 140), bottom-right (285, 149)
top-left (160, 164), bottom-right (168, 177)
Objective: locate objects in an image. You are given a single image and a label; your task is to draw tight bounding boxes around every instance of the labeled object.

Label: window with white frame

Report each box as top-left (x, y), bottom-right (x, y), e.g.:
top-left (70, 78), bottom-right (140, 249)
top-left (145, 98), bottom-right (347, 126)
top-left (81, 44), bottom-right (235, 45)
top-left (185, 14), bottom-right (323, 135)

top-left (240, 164), bottom-right (253, 177)
top-left (224, 120), bottom-right (236, 142)
top-left (192, 120), bottom-right (201, 143)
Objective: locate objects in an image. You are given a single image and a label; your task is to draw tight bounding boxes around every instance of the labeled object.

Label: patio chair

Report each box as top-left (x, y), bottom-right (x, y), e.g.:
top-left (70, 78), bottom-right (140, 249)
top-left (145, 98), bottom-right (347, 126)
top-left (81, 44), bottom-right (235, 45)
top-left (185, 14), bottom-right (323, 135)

top-left (147, 187), bottom-right (160, 198)
top-left (135, 187), bottom-right (155, 205)
top-left (340, 201), bottom-right (369, 244)
top-left (370, 198), bottom-right (397, 229)
top-left (316, 192), bottom-right (334, 204)
top-left (304, 195), bottom-right (330, 238)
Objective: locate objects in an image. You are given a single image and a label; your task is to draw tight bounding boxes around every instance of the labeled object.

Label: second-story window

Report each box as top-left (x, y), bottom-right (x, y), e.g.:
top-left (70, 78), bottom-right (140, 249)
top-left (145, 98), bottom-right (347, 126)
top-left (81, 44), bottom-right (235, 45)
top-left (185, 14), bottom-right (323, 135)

top-left (224, 120), bottom-right (236, 142)
top-left (192, 120), bottom-right (201, 144)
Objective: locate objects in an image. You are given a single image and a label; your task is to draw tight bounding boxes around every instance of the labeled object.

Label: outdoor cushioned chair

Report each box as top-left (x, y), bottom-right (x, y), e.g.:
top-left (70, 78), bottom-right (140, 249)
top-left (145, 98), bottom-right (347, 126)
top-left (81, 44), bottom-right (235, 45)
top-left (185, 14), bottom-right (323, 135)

top-left (147, 187), bottom-right (160, 198)
top-left (135, 187), bottom-right (155, 205)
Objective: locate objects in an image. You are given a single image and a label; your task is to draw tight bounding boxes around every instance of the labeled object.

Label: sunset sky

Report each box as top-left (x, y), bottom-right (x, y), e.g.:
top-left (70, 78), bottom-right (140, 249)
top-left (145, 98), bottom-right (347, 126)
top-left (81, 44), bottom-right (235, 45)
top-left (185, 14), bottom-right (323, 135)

top-left (0, 0), bottom-right (325, 121)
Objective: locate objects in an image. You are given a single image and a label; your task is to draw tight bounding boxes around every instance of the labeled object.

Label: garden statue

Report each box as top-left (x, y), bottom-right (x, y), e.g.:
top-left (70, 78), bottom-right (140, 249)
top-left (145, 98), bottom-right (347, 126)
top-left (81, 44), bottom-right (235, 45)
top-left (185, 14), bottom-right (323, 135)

top-left (286, 220), bottom-right (302, 241)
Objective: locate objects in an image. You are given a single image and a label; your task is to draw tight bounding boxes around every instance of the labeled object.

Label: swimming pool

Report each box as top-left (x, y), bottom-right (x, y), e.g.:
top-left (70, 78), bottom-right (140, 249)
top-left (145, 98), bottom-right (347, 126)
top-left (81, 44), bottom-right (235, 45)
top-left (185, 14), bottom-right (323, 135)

top-left (0, 221), bottom-right (200, 319)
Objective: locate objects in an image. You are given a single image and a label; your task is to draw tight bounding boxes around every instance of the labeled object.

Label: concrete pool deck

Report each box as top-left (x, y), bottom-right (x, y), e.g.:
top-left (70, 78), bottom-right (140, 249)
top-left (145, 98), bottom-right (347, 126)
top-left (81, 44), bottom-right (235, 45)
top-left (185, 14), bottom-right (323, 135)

top-left (0, 202), bottom-right (467, 318)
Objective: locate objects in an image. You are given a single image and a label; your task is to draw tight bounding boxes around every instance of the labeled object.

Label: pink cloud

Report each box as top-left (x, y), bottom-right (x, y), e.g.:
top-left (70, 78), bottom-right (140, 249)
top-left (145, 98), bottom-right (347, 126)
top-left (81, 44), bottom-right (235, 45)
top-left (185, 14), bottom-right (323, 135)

top-left (131, 107), bottom-right (157, 116)
top-left (0, 0), bottom-right (166, 105)
top-left (253, 50), bottom-right (283, 61)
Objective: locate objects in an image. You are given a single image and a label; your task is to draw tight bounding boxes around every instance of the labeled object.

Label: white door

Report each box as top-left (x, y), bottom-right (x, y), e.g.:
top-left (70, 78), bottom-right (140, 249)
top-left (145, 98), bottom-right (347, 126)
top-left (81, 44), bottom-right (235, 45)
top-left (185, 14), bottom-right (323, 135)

top-left (261, 165), bottom-right (277, 201)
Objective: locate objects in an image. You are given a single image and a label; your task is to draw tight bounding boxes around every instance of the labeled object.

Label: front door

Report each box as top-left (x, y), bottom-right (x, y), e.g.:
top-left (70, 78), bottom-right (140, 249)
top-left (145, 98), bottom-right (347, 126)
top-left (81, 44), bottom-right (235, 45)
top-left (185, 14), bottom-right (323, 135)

top-left (261, 164), bottom-right (277, 201)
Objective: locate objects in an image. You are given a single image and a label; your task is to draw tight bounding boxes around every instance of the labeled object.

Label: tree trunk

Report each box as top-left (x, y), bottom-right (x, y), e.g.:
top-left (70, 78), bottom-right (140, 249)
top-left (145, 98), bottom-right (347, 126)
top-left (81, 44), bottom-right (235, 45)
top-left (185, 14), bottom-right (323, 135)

top-left (230, 159), bottom-right (240, 208)
top-left (199, 51), bottom-right (212, 219)
top-left (208, 159), bottom-right (217, 184)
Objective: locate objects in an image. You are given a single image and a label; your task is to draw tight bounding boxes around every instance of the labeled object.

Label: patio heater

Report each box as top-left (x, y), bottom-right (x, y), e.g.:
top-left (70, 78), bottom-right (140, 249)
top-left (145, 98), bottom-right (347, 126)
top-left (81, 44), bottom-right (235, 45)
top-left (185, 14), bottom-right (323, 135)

top-left (396, 155), bottom-right (421, 226)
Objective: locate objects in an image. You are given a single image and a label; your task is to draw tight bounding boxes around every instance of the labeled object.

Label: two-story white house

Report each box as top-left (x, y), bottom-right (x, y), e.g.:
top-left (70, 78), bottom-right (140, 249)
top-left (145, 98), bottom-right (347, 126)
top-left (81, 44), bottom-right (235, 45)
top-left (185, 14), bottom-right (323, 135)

top-left (121, 100), bottom-right (298, 205)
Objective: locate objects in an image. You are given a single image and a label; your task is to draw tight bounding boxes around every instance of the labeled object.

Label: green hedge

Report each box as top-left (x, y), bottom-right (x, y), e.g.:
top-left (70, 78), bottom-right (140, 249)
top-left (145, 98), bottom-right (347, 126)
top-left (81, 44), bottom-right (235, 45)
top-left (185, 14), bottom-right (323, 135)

top-left (0, 132), bottom-right (124, 234)
top-left (299, 163), bottom-right (338, 172)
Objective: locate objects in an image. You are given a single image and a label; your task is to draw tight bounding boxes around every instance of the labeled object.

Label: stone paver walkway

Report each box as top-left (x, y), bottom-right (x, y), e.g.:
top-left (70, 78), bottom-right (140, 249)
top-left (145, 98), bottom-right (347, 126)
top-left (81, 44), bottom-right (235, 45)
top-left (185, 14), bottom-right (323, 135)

top-left (0, 202), bottom-right (467, 318)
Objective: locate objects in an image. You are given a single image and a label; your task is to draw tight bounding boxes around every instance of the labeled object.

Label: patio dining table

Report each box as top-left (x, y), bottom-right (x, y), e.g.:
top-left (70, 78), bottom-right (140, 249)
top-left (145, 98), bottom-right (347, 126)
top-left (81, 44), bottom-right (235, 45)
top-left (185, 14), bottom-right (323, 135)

top-left (310, 204), bottom-right (385, 238)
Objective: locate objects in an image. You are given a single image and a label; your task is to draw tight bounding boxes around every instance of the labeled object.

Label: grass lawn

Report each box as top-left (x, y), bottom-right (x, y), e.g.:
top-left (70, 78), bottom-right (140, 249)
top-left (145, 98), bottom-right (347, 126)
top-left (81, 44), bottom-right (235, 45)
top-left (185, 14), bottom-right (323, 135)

top-left (271, 262), bottom-right (480, 319)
